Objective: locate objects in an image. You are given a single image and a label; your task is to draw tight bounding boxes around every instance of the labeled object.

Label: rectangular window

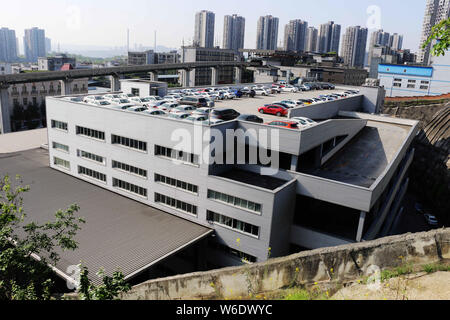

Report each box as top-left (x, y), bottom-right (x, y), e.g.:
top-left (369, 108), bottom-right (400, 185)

top-left (154, 173), bottom-right (198, 194)
top-left (420, 85), bottom-right (429, 90)
top-left (112, 134), bottom-right (147, 152)
top-left (53, 157), bottom-right (70, 170)
top-left (77, 150), bottom-right (105, 165)
top-left (78, 165), bottom-right (107, 183)
top-left (421, 80), bottom-right (429, 84)
top-left (112, 160), bottom-right (147, 178)
top-left (207, 211), bottom-right (260, 238)
top-left (407, 80), bottom-right (416, 83)
top-left (76, 126), bottom-right (105, 141)
top-left (52, 142), bottom-right (69, 153)
top-left (393, 78), bottom-right (402, 82)
top-left (51, 120), bottom-right (68, 131)
top-left (207, 190), bottom-right (262, 214)
top-left (393, 83), bottom-right (402, 87)
top-left (113, 178), bottom-right (147, 198)
top-left (155, 145), bottom-right (199, 165)
top-left (407, 84), bottom-right (415, 88)
top-left (154, 193), bottom-right (197, 216)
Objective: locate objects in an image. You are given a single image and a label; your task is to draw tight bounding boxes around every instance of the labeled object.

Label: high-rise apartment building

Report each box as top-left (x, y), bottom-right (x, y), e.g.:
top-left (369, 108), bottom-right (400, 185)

top-left (194, 10), bottom-right (215, 48)
top-left (23, 27), bottom-right (46, 62)
top-left (45, 37), bottom-right (52, 54)
top-left (256, 15), bottom-right (279, 50)
top-left (283, 20), bottom-right (308, 52)
top-left (305, 27), bottom-right (318, 52)
top-left (341, 26), bottom-right (368, 68)
top-left (368, 30), bottom-right (390, 67)
top-left (418, 0), bottom-right (450, 65)
top-left (0, 28), bottom-right (18, 62)
top-left (223, 14), bottom-right (245, 53)
top-left (317, 21), bottom-right (341, 53)
top-left (389, 33), bottom-right (403, 51)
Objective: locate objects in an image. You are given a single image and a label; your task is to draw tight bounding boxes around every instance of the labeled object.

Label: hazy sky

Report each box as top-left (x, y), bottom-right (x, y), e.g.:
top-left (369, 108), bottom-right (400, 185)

top-left (1, 0), bottom-right (426, 52)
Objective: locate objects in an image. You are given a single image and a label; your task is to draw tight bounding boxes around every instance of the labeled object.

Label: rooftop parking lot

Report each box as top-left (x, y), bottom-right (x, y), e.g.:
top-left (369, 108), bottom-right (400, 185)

top-left (204, 87), bottom-right (358, 122)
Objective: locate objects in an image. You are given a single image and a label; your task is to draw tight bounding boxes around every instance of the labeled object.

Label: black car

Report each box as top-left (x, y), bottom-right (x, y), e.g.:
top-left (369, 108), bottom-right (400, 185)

top-left (210, 108), bottom-right (241, 121)
top-left (237, 114), bottom-right (264, 124)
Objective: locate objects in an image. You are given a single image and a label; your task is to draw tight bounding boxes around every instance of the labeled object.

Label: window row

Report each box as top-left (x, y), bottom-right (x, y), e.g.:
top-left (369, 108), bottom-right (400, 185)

top-left (76, 126), bottom-right (105, 141)
top-left (112, 160), bottom-right (147, 178)
top-left (155, 193), bottom-right (197, 216)
top-left (112, 134), bottom-right (147, 152)
top-left (52, 141), bottom-right (69, 153)
top-left (207, 211), bottom-right (260, 237)
top-left (207, 190), bottom-right (262, 214)
top-left (54, 157), bottom-right (70, 170)
top-left (155, 145), bottom-right (199, 165)
top-left (51, 120), bottom-right (68, 131)
top-left (155, 173), bottom-right (198, 194)
top-left (77, 149), bottom-right (105, 165)
top-left (78, 165), bottom-right (107, 182)
top-left (113, 178), bottom-right (148, 198)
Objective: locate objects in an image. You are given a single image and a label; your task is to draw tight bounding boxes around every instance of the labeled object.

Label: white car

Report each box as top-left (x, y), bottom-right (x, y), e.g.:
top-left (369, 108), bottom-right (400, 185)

top-left (170, 105), bottom-right (196, 114)
top-left (87, 100), bottom-right (111, 107)
top-left (191, 107), bottom-right (212, 116)
top-left (157, 102), bottom-right (179, 112)
top-left (126, 106), bottom-right (148, 113)
top-left (168, 112), bottom-right (191, 120)
top-left (83, 95), bottom-right (105, 103)
top-left (103, 94), bottom-right (122, 101)
top-left (253, 88), bottom-right (269, 96)
top-left (184, 115), bottom-right (209, 123)
top-left (218, 91), bottom-right (235, 99)
top-left (291, 117), bottom-right (317, 127)
top-left (129, 97), bottom-right (161, 108)
top-left (119, 93), bottom-right (136, 99)
top-left (282, 85), bottom-right (299, 93)
top-left (274, 100), bottom-right (300, 108)
top-left (143, 110), bottom-right (167, 116)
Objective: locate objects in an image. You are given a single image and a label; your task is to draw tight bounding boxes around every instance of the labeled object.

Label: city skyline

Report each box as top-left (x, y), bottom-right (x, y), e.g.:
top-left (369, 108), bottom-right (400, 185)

top-left (0, 0), bottom-right (427, 54)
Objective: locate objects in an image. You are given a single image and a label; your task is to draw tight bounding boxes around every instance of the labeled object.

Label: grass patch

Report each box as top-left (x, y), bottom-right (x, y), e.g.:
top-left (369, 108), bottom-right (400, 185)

top-left (422, 263), bottom-right (450, 274)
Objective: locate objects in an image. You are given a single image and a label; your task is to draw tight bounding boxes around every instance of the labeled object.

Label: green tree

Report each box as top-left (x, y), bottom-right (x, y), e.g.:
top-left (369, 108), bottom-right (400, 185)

top-left (77, 265), bottom-right (131, 300)
top-left (423, 17), bottom-right (450, 57)
top-left (0, 175), bottom-right (85, 300)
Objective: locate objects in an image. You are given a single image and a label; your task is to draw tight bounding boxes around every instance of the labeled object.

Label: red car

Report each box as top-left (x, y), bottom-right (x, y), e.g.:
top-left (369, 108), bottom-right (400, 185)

top-left (266, 121), bottom-right (299, 129)
top-left (258, 104), bottom-right (289, 117)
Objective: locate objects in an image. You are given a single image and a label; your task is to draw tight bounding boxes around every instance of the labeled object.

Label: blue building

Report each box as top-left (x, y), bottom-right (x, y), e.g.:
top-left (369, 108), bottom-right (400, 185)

top-left (378, 52), bottom-right (450, 97)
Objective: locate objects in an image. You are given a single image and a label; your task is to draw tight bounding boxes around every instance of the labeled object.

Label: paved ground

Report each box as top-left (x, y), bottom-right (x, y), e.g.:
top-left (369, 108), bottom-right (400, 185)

top-left (214, 88), bottom-right (353, 122)
top-left (332, 271), bottom-right (450, 300)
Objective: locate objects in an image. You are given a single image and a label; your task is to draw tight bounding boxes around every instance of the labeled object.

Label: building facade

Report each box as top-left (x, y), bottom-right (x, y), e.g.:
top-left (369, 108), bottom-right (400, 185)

top-left (378, 51), bottom-right (450, 97)
top-left (0, 63), bottom-right (12, 75)
top-left (256, 15), bottom-right (279, 50)
top-left (418, 0), bottom-right (450, 65)
top-left (305, 27), bottom-right (318, 52)
top-left (194, 10), bottom-right (215, 48)
top-left (283, 20), bottom-right (308, 52)
top-left (341, 26), bottom-right (368, 68)
top-left (223, 14), bottom-right (245, 54)
top-left (23, 27), bottom-right (46, 63)
top-left (128, 50), bottom-right (156, 65)
top-left (0, 28), bottom-right (18, 62)
top-left (45, 86), bottom-right (418, 268)
top-left (317, 21), bottom-right (341, 54)
top-left (179, 46), bottom-right (236, 87)
top-left (38, 54), bottom-right (76, 71)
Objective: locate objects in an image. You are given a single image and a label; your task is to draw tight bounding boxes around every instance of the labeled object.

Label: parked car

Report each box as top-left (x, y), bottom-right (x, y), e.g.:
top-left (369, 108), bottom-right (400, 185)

top-left (210, 108), bottom-right (241, 121)
top-left (237, 114), bottom-right (264, 124)
top-left (143, 110), bottom-right (167, 116)
top-left (281, 85), bottom-right (298, 93)
top-left (179, 96), bottom-right (208, 108)
top-left (218, 90), bottom-right (236, 100)
top-left (119, 93), bottom-right (136, 99)
top-left (274, 100), bottom-right (300, 108)
top-left (253, 88), bottom-right (269, 96)
top-left (266, 120), bottom-right (299, 129)
top-left (424, 214), bottom-right (438, 226)
top-left (103, 94), bottom-right (122, 101)
top-left (83, 95), bottom-right (105, 103)
top-left (192, 107), bottom-right (212, 116)
top-left (291, 117), bottom-right (317, 127)
top-left (168, 112), bottom-right (191, 120)
top-left (203, 118), bottom-right (225, 125)
top-left (88, 100), bottom-right (111, 107)
top-left (158, 102), bottom-right (179, 112)
top-left (258, 105), bottom-right (289, 117)
top-left (171, 105), bottom-right (196, 114)
top-left (184, 115), bottom-right (209, 123)
top-left (126, 106), bottom-right (148, 113)
top-left (298, 85), bottom-right (311, 91)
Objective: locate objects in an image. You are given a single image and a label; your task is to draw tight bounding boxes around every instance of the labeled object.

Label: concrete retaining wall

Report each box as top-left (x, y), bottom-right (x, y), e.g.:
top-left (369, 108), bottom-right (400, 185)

top-left (120, 228), bottom-right (449, 300)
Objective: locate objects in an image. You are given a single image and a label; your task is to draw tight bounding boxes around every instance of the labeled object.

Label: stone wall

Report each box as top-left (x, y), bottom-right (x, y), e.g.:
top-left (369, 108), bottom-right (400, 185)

top-left (120, 229), bottom-right (449, 300)
top-left (382, 102), bottom-right (448, 130)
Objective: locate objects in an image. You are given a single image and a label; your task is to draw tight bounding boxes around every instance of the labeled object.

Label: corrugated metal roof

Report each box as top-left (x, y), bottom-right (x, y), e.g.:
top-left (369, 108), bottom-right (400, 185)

top-left (0, 148), bottom-right (212, 285)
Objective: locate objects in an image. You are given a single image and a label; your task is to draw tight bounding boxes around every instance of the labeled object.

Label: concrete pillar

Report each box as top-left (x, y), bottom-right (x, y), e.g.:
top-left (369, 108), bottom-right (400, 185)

top-left (149, 71), bottom-right (158, 82)
top-left (356, 211), bottom-right (367, 242)
top-left (0, 84), bottom-right (11, 134)
top-left (110, 75), bottom-right (121, 92)
top-left (290, 155), bottom-right (298, 172)
top-left (211, 67), bottom-right (219, 86)
top-left (234, 67), bottom-right (242, 84)
top-left (59, 79), bottom-right (73, 95)
top-left (182, 69), bottom-right (192, 88)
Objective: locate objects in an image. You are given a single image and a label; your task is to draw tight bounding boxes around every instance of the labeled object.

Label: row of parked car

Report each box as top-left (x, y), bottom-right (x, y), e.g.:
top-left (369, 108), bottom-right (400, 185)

top-left (257, 89), bottom-right (360, 117)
